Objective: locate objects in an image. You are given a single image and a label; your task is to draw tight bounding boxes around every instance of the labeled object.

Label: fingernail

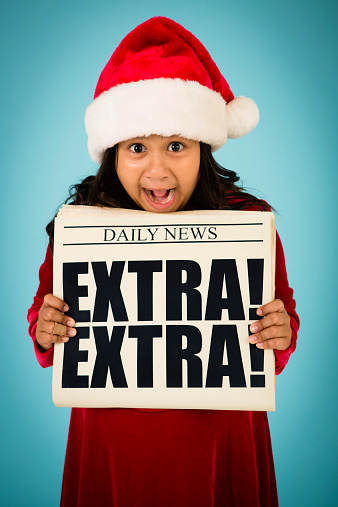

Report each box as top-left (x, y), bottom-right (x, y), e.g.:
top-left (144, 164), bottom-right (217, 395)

top-left (257, 308), bottom-right (263, 316)
top-left (256, 342), bottom-right (264, 348)
top-left (250, 325), bottom-right (258, 333)
top-left (68, 328), bottom-right (77, 337)
top-left (67, 320), bottom-right (75, 327)
top-left (249, 335), bottom-right (257, 343)
top-left (63, 305), bottom-right (69, 312)
top-left (61, 336), bottom-right (69, 342)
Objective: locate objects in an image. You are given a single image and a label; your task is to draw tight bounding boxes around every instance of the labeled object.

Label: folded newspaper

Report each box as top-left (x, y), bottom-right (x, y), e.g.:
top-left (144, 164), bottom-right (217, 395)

top-left (53, 205), bottom-right (276, 410)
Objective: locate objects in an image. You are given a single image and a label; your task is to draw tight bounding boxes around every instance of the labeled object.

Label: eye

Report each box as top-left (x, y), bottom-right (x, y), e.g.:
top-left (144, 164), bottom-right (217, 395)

top-left (129, 143), bottom-right (146, 153)
top-left (168, 142), bottom-right (184, 152)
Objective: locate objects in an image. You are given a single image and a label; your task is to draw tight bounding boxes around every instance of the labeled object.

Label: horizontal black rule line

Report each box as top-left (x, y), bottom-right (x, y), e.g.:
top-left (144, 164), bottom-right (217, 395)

top-left (63, 240), bottom-right (264, 246)
top-left (63, 223), bottom-right (264, 229)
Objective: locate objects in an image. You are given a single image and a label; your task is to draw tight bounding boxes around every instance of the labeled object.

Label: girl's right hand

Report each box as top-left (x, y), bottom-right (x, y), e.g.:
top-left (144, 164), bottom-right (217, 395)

top-left (36, 294), bottom-right (77, 351)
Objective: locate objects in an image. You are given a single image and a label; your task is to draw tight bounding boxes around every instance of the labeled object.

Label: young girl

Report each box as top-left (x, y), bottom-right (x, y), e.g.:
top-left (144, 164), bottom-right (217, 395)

top-left (27, 16), bottom-right (299, 507)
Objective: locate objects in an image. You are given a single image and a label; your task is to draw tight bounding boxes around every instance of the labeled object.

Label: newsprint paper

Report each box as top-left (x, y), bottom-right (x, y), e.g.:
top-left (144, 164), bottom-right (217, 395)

top-left (52, 206), bottom-right (276, 411)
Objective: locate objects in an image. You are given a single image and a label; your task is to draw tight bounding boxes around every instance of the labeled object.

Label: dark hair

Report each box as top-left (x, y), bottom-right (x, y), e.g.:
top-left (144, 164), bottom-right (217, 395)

top-left (46, 142), bottom-right (272, 241)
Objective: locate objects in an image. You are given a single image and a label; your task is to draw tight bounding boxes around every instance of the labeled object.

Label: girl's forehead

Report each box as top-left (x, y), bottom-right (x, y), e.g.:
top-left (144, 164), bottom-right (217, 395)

top-left (119, 135), bottom-right (198, 145)
top-left (126, 134), bottom-right (186, 141)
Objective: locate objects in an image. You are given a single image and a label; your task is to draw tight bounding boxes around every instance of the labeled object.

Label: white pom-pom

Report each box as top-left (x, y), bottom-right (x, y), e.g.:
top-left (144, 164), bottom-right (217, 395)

top-left (226, 96), bottom-right (259, 139)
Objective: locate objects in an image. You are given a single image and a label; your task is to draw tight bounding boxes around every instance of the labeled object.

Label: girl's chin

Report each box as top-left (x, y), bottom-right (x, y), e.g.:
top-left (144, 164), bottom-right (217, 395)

top-left (141, 188), bottom-right (178, 212)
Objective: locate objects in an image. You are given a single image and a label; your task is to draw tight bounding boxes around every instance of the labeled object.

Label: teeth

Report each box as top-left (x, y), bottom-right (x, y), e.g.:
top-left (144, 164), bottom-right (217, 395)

top-left (161, 189), bottom-right (175, 203)
top-left (144, 188), bottom-right (175, 204)
top-left (144, 188), bottom-right (153, 199)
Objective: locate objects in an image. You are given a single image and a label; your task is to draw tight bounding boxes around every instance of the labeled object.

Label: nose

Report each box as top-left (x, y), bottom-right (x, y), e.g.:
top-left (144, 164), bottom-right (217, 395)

top-left (143, 151), bottom-right (171, 181)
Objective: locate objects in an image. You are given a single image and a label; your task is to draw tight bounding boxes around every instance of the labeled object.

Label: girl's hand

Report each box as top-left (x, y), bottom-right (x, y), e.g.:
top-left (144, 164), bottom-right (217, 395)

top-left (36, 294), bottom-right (77, 351)
top-left (248, 299), bottom-right (291, 351)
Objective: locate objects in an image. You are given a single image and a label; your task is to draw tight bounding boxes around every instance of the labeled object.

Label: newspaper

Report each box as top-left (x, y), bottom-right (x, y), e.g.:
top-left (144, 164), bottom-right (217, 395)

top-left (52, 206), bottom-right (276, 410)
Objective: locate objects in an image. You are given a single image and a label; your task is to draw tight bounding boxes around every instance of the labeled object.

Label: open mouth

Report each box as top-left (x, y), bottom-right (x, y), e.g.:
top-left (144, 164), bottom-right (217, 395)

top-left (143, 188), bottom-right (176, 205)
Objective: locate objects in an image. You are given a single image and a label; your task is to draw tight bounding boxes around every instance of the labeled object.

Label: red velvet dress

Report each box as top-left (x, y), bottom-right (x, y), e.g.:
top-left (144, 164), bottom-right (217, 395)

top-left (27, 232), bottom-right (299, 507)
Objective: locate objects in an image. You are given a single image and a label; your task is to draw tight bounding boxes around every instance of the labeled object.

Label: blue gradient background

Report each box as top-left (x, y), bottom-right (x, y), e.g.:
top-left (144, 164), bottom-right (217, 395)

top-left (1, 1), bottom-right (337, 505)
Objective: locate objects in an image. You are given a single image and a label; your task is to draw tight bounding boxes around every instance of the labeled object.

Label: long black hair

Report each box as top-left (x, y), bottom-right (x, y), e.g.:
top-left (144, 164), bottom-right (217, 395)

top-left (46, 142), bottom-right (271, 241)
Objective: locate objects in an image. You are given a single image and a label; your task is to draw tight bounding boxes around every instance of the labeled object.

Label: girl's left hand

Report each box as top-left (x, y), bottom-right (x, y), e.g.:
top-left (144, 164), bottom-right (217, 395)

top-left (248, 299), bottom-right (292, 351)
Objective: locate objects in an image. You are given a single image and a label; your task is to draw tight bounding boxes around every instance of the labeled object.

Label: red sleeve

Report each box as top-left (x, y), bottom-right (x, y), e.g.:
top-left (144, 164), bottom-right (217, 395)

top-left (274, 232), bottom-right (300, 374)
top-left (227, 198), bottom-right (300, 374)
top-left (27, 244), bottom-right (54, 368)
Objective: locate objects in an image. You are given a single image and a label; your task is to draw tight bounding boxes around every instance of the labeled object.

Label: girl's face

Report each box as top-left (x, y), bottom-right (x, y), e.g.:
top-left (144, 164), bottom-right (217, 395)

top-left (116, 135), bottom-right (200, 213)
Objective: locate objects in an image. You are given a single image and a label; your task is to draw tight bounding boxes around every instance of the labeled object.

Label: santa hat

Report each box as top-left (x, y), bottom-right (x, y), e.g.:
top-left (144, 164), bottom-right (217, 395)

top-left (85, 16), bottom-right (259, 164)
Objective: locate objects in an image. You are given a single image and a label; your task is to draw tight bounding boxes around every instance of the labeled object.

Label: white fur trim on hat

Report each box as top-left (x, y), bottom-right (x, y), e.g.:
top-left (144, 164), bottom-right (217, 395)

top-left (85, 78), bottom-right (228, 164)
top-left (226, 96), bottom-right (259, 139)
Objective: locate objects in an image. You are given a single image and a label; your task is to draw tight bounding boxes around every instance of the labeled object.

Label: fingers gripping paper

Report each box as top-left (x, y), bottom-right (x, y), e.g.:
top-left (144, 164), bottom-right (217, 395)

top-left (52, 207), bottom-right (276, 410)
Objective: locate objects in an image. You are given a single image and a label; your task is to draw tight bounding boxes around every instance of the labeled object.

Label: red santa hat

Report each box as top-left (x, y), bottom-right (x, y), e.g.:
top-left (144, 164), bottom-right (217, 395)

top-left (85, 16), bottom-right (259, 164)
